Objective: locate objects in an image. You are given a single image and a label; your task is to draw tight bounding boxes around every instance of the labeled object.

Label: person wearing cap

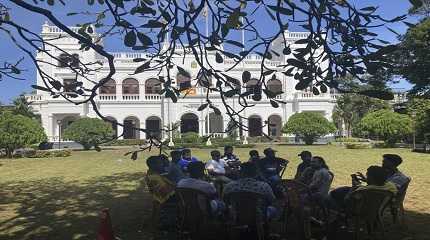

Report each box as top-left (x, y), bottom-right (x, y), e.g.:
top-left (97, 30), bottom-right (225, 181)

top-left (295, 151), bottom-right (312, 180)
top-left (259, 148), bottom-right (289, 187)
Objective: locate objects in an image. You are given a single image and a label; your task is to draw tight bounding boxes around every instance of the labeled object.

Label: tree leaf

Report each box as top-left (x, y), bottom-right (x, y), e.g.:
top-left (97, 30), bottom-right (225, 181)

top-left (267, 5), bottom-right (294, 15)
top-left (270, 100), bottom-right (279, 108)
top-left (134, 62), bottom-right (151, 74)
top-left (216, 52), bottom-right (223, 63)
top-left (409, 0), bottom-right (423, 8)
top-left (359, 90), bottom-right (394, 100)
top-left (32, 85), bottom-right (51, 92)
top-left (131, 151), bottom-right (138, 160)
top-left (197, 103), bottom-right (208, 111)
top-left (242, 71), bottom-right (251, 83)
top-left (137, 32), bottom-right (153, 46)
top-left (124, 31), bottom-right (137, 47)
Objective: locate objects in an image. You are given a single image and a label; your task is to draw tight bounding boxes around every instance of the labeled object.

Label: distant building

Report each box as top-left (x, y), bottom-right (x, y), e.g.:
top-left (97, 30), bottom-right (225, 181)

top-left (27, 23), bottom-right (338, 143)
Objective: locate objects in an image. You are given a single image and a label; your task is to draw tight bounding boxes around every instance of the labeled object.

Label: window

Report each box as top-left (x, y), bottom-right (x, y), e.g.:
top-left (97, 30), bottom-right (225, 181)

top-left (63, 79), bottom-right (77, 92)
top-left (176, 70), bottom-right (191, 91)
top-left (145, 78), bottom-right (162, 94)
top-left (122, 78), bottom-right (139, 94)
top-left (58, 53), bottom-right (79, 68)
top-left (100, 79), bottom-right (116, 94)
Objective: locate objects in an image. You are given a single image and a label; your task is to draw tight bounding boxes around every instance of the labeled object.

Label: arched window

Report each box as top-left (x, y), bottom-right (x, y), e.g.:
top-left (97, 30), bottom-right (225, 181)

top-left (177, 70), bottom-right (192, 91)
top-left (100, 79), bottom-right (116, 94)
top-left (58, 53), bottom-right (79, 68)
top-left (146, 116), bottom-right (162, 139)
top-left (122, 78), bottom-right (139, 94)
top-left (267, 79), bottom-right (282, 94)
top-left (181, 113), bottom-right (199, 133)
top-left (248, 115), bottom-right (263, 137)
top-left (268, 115), bottom-right (282, 137)
top-left (246, 79), bottom-right (260, 95)
top-left (123, 116), bottom-right (140, 139)
top-left (145, 78), bottom-right (162, 94)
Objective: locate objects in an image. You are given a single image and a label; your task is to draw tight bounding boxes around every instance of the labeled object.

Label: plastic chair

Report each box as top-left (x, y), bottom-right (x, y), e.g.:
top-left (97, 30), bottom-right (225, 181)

top-left (390, 178), bottom-right (411, 225)
top-left (144, 175), bottom-right (161, 232)
top-left (348, 189), bottom-right (394, 240)
top-left (224, 191), bottom-right (269, 240)
top-left (278, 179), bottom-right (312, 239)
top-left (176, 187), bottom-right (213, 240)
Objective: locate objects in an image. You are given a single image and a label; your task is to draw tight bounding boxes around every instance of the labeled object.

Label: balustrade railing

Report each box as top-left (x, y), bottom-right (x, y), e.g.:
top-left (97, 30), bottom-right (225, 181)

top-left (99, 94), bottom-right (117, 101)
top-left (122, 94), bottom-right (140, 101)
top-left (145, 94), bottom-right (162, 100)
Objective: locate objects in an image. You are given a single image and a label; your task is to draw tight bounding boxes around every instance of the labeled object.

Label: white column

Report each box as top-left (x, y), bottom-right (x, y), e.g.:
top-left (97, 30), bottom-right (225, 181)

top-left (47, 114), bottom-right (54, 141)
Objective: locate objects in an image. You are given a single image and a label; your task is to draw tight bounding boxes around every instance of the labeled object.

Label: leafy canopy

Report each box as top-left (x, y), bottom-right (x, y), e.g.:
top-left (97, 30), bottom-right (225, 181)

top-left (356, 110), bottom-right (413, 146)
top-left (395, 18), bottom-right (430, 97)
top-left (283, 112), bottom-right (336, 145)
top-left (0, 112), bottom-right (47, 157)
top-left (63, 117), bottom-right (113, 150)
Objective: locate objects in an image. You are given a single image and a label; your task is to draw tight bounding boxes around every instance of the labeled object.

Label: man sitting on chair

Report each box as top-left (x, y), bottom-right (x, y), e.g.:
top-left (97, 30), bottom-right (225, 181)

top-left (224, 162), bottom-right (278, 220)
top-left (330, 166), bottom-right (398, 210)
top-left (258, 148), bottom-right (288, 188)
top-left (206, 150), bottom-right (232, 183)
top-left (178, 148), bottom-right (200, 172)
top-left (177, 161), bottom-right (224, 215)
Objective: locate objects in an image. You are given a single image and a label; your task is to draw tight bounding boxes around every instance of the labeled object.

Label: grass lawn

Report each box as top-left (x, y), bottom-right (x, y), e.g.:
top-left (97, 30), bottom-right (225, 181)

top-left (0, 145), bottom-right (429, 240)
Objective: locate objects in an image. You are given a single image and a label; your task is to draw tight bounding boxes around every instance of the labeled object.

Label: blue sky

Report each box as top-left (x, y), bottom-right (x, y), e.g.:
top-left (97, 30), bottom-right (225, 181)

top-left (0, 0), bottom-right (418, 103)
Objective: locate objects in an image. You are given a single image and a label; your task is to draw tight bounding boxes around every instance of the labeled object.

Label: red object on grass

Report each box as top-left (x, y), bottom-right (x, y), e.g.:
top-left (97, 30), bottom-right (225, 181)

top-left (97, 208), bottom-right (115, 240)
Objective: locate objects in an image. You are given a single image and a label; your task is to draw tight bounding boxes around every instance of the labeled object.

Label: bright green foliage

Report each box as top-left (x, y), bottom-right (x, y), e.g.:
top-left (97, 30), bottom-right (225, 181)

top-left (356, 110), bottom-right (413, 146)
top-left (0, 112), bottom-right (47, 158)
top-left (407, 98), bottom-right (430, 142)
top-left (63, 118), bottom-right (113, 150)
top-left (283, 112), bottom-right (336, 145)
top-left (332, 93), bottom-right (390, 137)
top-left (397, 18), bottom-right (430, 97)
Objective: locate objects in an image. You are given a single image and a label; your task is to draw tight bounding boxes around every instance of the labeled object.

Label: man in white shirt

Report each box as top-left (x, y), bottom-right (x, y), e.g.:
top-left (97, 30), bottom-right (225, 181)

top-left (206, 150), bottom-right (232, 183)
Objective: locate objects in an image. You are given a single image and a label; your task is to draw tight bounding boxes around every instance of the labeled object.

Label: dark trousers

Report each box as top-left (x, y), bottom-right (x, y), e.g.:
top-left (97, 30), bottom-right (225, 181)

top-left (329, 186), bottom-right (352, 210)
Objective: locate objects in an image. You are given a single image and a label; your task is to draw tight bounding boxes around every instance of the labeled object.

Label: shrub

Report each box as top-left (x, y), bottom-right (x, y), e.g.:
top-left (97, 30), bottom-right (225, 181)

top-left (0, 112), bottom-right (47, 158)
top-left (63, 118), bottom-right (114, 150)
top-left (334, 137), bottom-right (370, 143)
top-left (344, 142), bottom-right (372, 149)
top-left (283, 112), bottom-right (336, 145)
top-left (356, 110), bottom-right (413, 146)
top-left (179, 132), bottom-right (202, 144)
top-left (103, 139), bottom-right (147, 146)
top-left (27, 150), bottom-right (72, 158)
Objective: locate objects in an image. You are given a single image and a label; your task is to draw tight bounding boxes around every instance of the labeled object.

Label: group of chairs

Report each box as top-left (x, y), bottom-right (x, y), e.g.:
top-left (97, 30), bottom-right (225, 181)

top-left (146, 172), bottom-right (410, 240)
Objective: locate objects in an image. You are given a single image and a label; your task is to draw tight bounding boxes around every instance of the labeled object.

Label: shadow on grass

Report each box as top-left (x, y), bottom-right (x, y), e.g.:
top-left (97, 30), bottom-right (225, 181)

top-left (0, 173), bottom-right (153, 240)
top-left (1, 173), bottom-right (430, 240)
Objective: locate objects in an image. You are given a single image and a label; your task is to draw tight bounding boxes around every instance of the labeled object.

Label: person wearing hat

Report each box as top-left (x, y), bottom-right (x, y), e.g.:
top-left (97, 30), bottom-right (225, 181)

top-left (259, 148), bottom-right (289, 188)
top-left (295, 151), bottom-right (312, 180)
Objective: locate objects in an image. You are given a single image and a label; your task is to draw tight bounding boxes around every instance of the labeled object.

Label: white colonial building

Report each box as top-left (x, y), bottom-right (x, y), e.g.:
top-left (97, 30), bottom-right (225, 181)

top-left (27, 23), bottom-right (338, 144)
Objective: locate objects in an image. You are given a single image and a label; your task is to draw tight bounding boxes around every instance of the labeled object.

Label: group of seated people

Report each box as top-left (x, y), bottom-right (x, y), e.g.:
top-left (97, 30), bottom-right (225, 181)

top-left (145, 146), bottom-right (410, 231)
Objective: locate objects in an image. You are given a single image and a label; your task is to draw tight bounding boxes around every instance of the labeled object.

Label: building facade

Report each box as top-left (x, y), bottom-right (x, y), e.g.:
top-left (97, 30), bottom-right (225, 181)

top-left (27, 23), bottom-right (338, 143)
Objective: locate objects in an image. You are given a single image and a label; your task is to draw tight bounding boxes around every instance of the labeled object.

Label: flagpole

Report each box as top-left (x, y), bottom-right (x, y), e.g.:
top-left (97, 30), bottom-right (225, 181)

top-left (204, 2), bottom-right (212, 146)
top-left (241, 13), bottom-right (248, 144)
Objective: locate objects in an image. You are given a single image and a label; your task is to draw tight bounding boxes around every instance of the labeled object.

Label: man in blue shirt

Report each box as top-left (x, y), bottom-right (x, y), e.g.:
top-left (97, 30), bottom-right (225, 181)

top-left (178, 148), bottom-right (199, 172)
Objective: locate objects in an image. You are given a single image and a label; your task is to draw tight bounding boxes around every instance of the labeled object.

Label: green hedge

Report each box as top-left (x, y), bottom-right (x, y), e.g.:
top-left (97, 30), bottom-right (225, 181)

top-left (344, 142), bottom-right (372, 149)
top-left (21, 149), bottom-right (72, 158)
top-left (334, 137), bottom-right (370, 143)
top-left (103, 139), bottom-right (147, 146)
